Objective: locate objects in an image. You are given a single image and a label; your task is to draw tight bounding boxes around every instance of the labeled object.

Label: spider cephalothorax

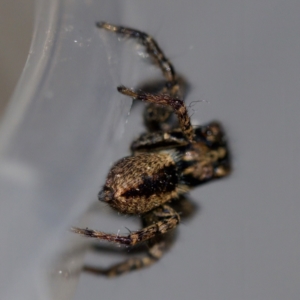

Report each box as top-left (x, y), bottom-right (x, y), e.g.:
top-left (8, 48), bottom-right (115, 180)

top-left (72, 22), bottom-right (230, 277)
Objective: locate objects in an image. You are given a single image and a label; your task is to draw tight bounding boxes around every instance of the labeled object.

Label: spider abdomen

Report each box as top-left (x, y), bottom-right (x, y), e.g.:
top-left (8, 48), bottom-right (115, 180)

top-left (100, 153), bottom-right (179, 214)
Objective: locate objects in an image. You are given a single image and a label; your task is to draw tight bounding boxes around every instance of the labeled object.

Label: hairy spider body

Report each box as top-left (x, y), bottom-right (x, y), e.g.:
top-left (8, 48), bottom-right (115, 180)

top-left (101, 153), bottom-right (179, 214)
top-left (101, 122), bottom-right (228, 215)
top-left (72, 22), bottom-right (230, 277)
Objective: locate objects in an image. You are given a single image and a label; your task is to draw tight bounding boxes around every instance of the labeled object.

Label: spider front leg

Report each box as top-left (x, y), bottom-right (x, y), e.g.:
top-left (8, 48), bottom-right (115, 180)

top-left (72, 205), bottom-right (180, 246)
top-left (131, 130), bottom-right (188, 153)
top-left (97, 21), bottom-right (184, 131)
top-left (97, 22), bottom-right (177, 89)
top-left (117, 86), bottom-right (195, 142)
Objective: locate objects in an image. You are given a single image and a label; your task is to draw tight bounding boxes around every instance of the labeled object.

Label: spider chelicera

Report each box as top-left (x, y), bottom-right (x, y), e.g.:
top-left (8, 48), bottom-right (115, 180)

top-left (72, 22), bottom-right (230, 277)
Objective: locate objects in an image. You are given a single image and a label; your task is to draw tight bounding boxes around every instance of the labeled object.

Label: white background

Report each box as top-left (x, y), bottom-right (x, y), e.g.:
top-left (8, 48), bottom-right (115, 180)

top-left (1, 1), bottom-right (300, 300)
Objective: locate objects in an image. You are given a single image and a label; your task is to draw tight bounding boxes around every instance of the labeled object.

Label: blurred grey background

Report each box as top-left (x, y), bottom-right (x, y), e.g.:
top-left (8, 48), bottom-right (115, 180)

top-left (1, 1), bottom-right (300, 300)
top-left (0, 0), bottom-right (34, 116)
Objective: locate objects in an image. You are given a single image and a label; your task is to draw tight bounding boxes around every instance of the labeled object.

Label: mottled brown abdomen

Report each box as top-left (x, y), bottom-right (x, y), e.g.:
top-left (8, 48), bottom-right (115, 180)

top-left (100, 153), bottom-right (179, 214)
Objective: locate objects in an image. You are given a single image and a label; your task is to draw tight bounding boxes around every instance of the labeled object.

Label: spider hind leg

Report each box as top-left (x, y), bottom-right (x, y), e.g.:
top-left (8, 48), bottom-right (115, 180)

top-left (71, 205), bottom-right (180, 246)
top-left (83, 240), bottom-right (167, 277)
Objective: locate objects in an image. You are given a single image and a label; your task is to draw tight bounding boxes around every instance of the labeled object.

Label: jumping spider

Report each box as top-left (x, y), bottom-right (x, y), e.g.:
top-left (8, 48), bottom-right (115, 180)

top-left (72, 22), bottom-right (230, 277)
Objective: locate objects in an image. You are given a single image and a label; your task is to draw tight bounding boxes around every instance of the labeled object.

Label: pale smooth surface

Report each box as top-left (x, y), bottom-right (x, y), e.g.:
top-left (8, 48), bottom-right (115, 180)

top-left (1, 1), bottom-right (300, 300)
top-left (0, 0), bottom-right (34, 115)
top-left (0, 0), bottom-right (129, 299)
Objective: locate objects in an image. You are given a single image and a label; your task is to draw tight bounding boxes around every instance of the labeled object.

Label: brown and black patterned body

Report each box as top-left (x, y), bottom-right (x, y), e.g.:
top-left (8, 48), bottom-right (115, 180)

top-left (101, 153), bottom-right (179, 214)
top-left (100, 122), bottom-right (229, 215)
top-left (72, 22), bottom-right (231, 277)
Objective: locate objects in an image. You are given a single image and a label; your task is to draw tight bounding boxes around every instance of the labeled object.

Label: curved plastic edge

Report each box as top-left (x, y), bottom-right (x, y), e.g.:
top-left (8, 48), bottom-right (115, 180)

top-left (0, 0), bottom-right (127, 300)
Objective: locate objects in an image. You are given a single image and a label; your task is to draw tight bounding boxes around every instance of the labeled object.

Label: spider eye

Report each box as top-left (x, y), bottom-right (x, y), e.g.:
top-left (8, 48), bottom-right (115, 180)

top-left (206, 129), bottom-right (212, 136)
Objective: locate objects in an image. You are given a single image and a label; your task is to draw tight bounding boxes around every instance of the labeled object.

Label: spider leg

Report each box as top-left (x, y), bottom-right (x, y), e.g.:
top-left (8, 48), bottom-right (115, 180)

top-left (72, 205), bottom-right (180, 246)
top-left (97, 22), bottom-right (177, 88)
top-left (117, 86), bottom-right (195, 142)
top-left (81, 198), bottom-right (196, 277)
top-left (97, 21), bottom-right (186, 131)
top-left (83, 240), bottom-right (168, 277)
top-left (81, 205), bottom-right (177, 277)
top-left (131, 129), bottom-right (188, 152)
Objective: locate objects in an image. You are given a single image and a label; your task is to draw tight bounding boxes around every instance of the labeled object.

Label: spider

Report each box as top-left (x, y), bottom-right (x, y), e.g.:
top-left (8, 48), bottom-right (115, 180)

top-left (72, 22), bottom-right (230, 277)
